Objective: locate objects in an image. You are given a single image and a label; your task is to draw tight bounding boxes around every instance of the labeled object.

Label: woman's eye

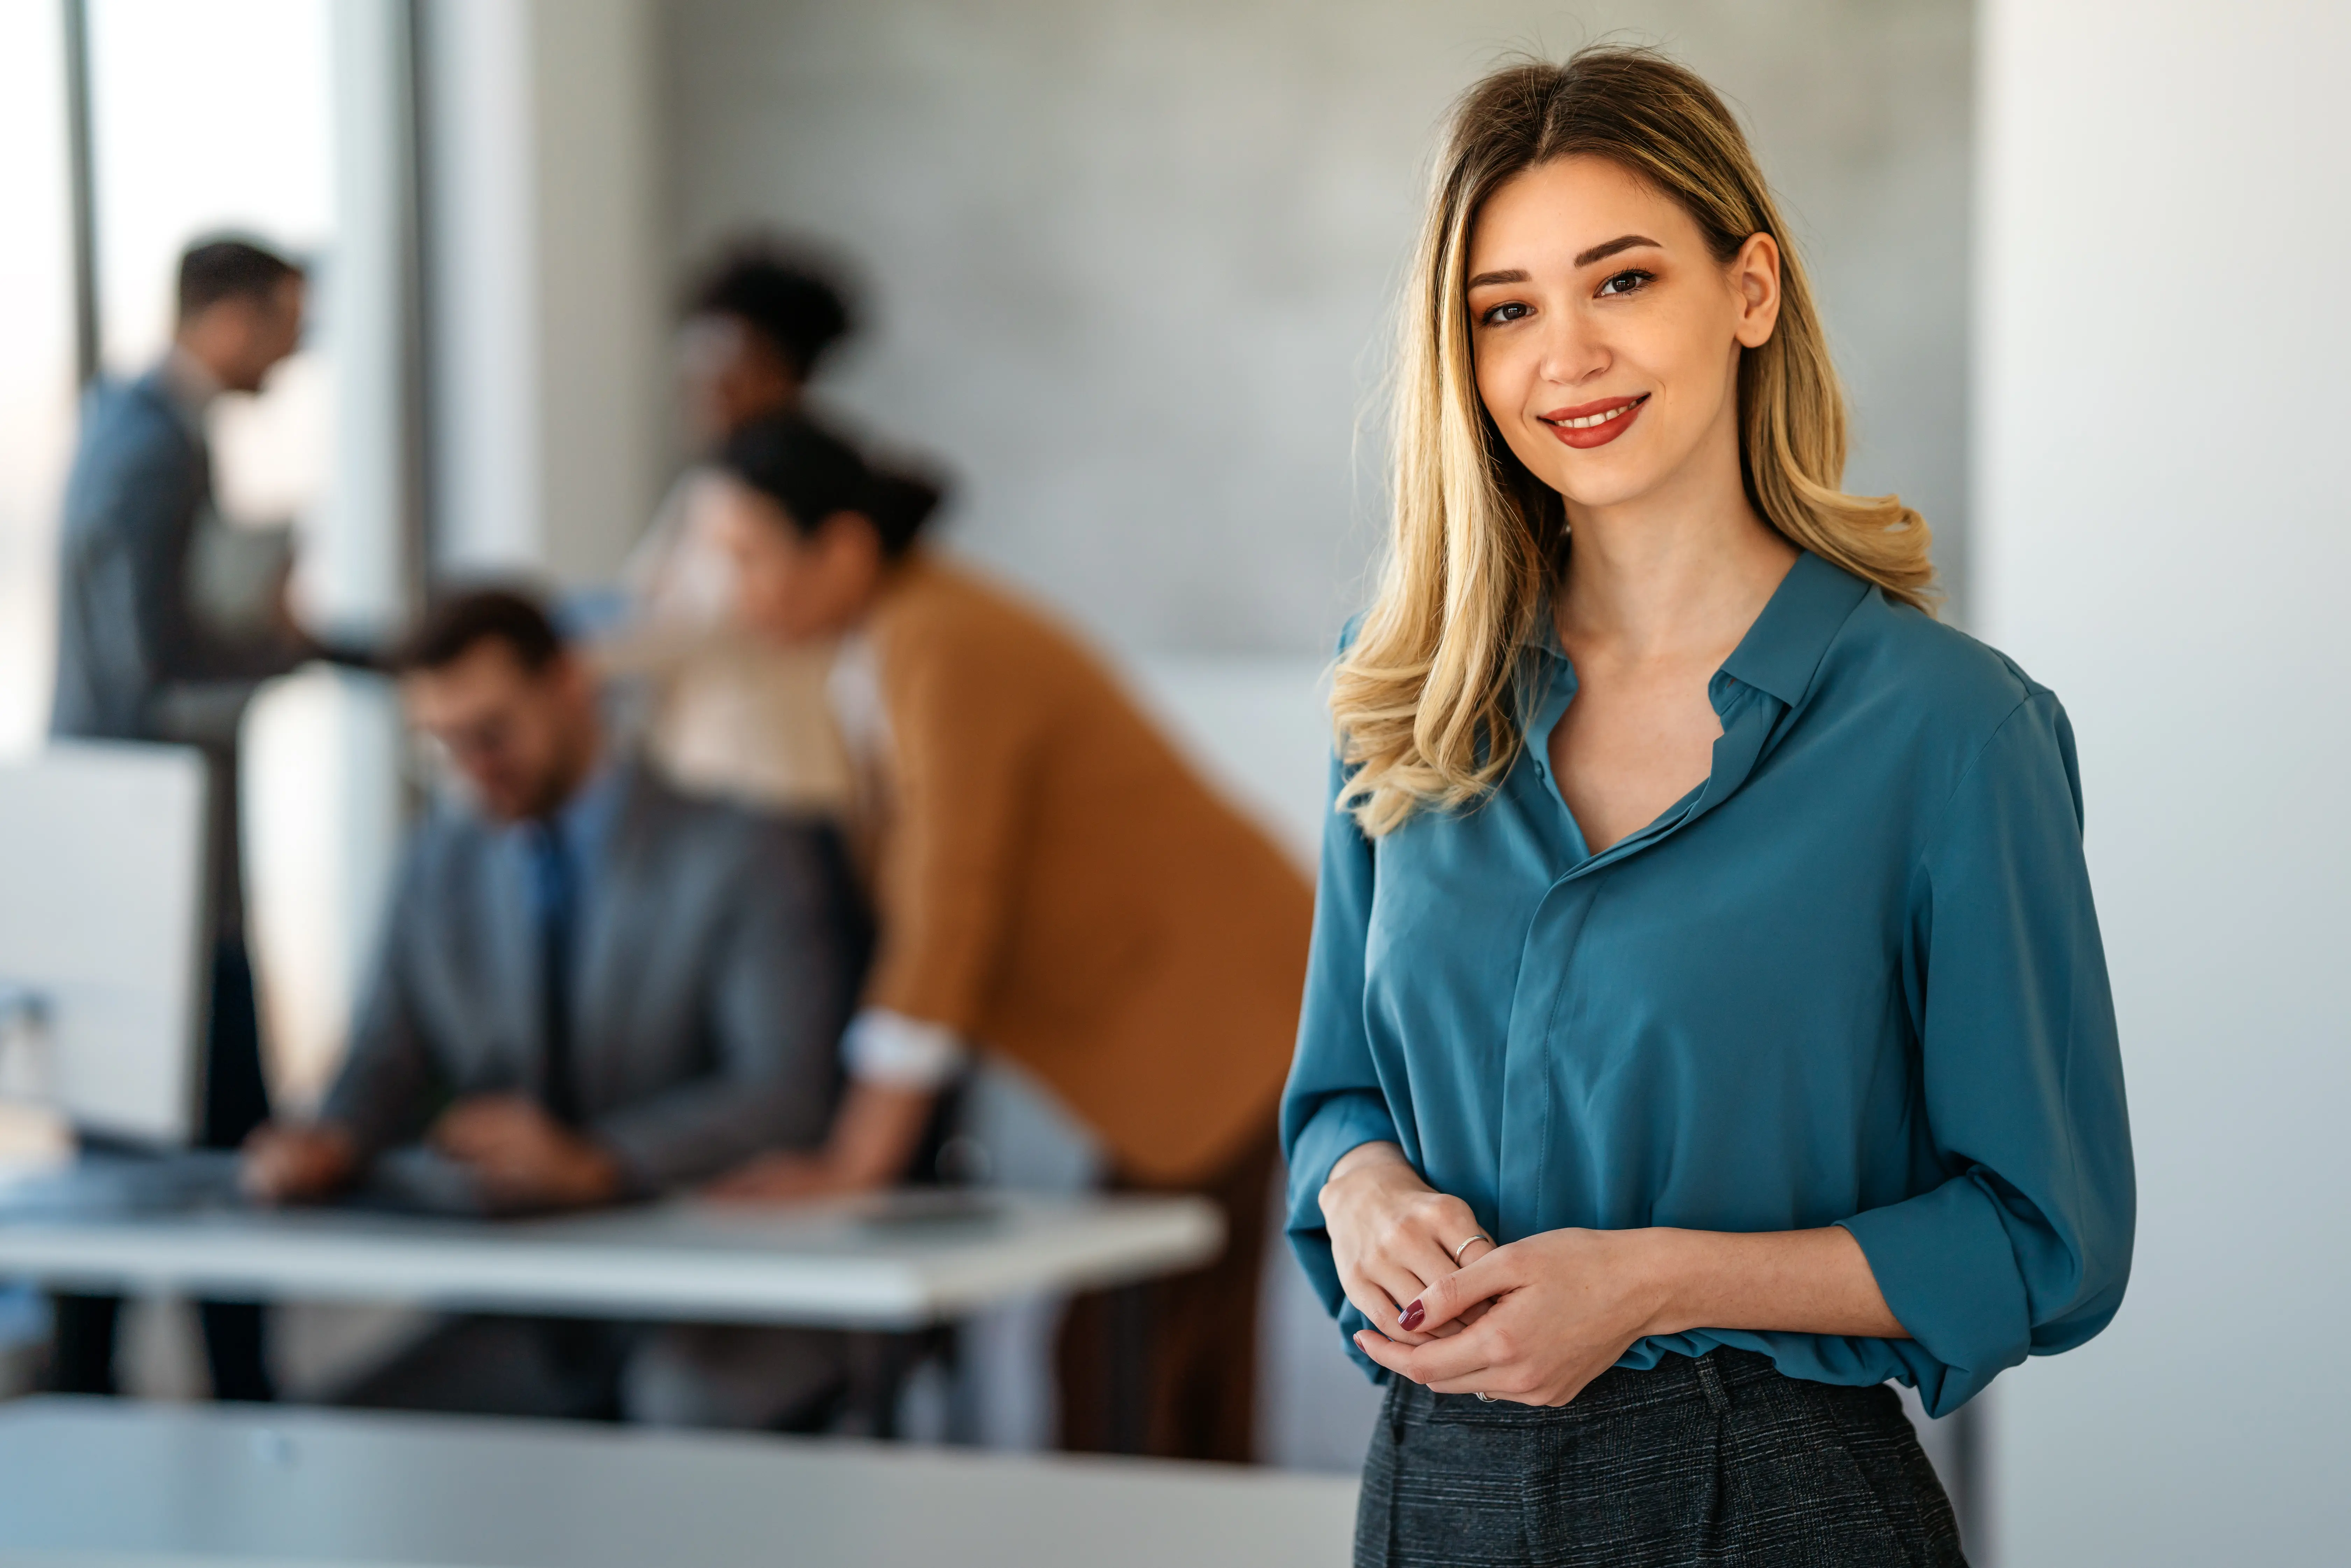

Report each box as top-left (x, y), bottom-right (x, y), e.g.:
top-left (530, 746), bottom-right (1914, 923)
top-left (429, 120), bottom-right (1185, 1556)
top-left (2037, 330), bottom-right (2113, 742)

top-left (1596, 269), bottom-right (1654, 298)
top-left (1478, 300), bottom-right (1531, 326)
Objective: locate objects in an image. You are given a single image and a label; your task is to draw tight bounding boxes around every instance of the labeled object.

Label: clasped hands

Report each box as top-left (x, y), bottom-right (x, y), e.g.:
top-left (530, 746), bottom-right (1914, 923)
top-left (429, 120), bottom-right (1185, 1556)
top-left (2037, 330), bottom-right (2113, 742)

top-left (1322, 1141), bottom-right (1908, 1407)
top-left (1322, 1141), bottom-right (1671, 1407)
top-left (241, 1095), bottom-right (621, 1210)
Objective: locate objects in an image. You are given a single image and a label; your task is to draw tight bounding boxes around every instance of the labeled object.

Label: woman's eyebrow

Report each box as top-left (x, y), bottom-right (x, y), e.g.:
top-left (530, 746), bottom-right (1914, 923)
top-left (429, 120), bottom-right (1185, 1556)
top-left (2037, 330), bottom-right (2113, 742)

top-left (1574, 234), bottom-right (1662, 267)
top-left (1466, 235), bottom-right (1665, 291)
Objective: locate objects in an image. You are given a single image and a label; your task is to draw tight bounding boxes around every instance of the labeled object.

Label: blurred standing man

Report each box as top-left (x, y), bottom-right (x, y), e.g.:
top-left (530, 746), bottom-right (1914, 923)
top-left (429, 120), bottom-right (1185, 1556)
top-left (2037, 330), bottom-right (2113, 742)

top-left (47, 236), bottom-right (325, 1402)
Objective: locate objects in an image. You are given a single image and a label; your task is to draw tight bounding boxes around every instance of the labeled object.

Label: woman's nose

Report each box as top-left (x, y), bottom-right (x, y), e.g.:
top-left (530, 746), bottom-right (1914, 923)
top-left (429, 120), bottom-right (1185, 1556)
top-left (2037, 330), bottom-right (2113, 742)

top-left (1533, 313), bottom-right (1608, 387)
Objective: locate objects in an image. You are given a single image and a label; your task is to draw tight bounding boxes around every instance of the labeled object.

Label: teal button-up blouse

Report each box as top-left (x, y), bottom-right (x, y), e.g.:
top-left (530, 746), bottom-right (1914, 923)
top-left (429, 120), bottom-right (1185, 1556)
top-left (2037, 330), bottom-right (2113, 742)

top-left (1281, 553), bottom-right (2134, 1417)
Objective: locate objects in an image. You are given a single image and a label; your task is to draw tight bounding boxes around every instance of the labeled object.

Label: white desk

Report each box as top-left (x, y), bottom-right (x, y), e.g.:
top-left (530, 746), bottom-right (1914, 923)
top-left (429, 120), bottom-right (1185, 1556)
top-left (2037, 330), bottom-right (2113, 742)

top-left (0, 1190), bottom-right (1222, 1328)
top-left (0, 1397), bottom-right (1359, 1567)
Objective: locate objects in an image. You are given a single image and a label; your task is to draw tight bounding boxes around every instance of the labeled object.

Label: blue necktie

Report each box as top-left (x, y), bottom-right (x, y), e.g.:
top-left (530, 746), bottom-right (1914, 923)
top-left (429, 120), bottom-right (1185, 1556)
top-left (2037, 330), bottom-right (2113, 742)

top-left (527, 822), bottom-right (580, 1125)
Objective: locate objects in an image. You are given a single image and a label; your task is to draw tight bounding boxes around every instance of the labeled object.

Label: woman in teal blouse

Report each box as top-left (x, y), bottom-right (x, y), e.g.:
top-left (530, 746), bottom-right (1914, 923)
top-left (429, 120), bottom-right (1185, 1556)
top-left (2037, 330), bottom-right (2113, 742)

top-left (1283, 50), bottom-right (2132, 1565)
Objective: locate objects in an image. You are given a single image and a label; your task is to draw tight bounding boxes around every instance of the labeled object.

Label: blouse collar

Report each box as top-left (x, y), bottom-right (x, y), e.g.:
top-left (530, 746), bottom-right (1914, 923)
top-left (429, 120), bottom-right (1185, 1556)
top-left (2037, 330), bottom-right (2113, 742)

top-left (1528, 549), bottom-right (1872, 710)
top-left (1716, 551), bottom-right (1874, 707)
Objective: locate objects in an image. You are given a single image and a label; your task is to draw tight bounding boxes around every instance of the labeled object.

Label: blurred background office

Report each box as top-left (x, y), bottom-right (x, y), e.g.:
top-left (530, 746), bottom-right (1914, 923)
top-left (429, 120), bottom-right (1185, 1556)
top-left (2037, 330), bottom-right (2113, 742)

top-left (0, 1), bottom-right (2343, 1565)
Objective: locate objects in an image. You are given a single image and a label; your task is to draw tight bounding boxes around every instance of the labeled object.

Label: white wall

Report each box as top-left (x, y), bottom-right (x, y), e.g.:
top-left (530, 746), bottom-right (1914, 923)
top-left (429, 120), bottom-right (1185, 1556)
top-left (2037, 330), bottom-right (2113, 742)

top-left (530, 0), bottom-right (665, 582)
top-left (322, 0), bottom-right (411, 629)
top-left (423, 0), bottom-right (538, 575)
top-left (660, 0), bottom-right (1973, 655)
top-left (424, 0), bottom-right (664, 584)
top-left (1975, 2), bottom-right (2351, 1561)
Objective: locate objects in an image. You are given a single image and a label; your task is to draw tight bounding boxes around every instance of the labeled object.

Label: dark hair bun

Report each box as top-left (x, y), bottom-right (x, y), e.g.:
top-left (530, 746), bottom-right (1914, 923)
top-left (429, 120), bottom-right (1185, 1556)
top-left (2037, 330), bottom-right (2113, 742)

top-left (859, 469), bottom-right (945, 557)
top-left (717, 413), bottom-right (947, 559)
top-left (687, 240), bottom-right (857, 380)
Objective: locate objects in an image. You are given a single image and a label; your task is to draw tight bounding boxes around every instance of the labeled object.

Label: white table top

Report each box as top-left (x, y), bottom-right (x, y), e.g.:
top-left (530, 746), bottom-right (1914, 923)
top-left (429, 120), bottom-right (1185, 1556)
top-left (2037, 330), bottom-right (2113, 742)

top-left (0, 1189), bottom-right (1223, 1328)
top-left (0, 1397), bottom-right (1359, 1568)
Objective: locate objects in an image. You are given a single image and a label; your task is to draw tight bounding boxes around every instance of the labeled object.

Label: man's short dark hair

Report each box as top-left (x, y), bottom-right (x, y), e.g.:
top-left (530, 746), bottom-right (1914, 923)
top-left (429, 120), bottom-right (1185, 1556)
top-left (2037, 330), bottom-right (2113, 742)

top-left (687, 242), bottom-right (856, 380)
top-left (177, 237), bottom-right (304, 320)
top-left (391, 588), bottom-right (565, 677)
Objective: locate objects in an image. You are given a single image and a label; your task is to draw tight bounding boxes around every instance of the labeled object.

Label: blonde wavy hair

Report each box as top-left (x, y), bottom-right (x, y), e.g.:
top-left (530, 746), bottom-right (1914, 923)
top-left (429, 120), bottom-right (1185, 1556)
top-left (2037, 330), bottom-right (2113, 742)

top-left (1334, 48), bottom-right (1936, 836)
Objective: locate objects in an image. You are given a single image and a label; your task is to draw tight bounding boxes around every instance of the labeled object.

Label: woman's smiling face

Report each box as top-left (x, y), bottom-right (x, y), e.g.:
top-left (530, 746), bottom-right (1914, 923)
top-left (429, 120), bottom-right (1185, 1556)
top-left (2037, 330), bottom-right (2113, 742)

top-left (1465, 155), bottom-right (1780, 518)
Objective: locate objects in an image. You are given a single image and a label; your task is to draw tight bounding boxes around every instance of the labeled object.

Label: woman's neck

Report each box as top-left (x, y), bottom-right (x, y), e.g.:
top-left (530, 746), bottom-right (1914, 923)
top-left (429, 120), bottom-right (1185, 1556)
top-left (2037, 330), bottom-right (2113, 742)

top-left (1555, 439), bottom-right (1796, 667)
top-left (811, 547), bottom-right (923, 644)
top-left (847, 547), bottom-right (923, 629)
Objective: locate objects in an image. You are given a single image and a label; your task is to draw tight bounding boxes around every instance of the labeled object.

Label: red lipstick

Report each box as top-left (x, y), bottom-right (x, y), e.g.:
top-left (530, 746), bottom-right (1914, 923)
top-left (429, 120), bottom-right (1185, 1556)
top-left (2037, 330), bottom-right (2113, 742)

top-left (1539, 393), bottom-right (1649, 450)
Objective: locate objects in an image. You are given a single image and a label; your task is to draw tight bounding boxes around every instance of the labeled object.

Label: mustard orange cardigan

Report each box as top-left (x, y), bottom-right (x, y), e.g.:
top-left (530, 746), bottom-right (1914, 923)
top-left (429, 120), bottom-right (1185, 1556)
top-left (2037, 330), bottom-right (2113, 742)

top-left (857, 555), bottom-right (1312, 1184)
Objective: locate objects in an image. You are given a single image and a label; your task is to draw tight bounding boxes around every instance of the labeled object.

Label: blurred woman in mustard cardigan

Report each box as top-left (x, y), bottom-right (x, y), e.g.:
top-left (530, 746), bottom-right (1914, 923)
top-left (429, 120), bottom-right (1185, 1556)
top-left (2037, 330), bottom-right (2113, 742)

top-left (702, 413), bottom-right (1312, 1462)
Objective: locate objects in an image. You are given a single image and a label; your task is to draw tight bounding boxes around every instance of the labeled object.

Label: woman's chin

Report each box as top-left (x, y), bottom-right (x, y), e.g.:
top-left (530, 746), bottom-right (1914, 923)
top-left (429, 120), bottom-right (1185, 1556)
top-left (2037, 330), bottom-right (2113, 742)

top-left (1546, 462), bottom-right (1671, 517)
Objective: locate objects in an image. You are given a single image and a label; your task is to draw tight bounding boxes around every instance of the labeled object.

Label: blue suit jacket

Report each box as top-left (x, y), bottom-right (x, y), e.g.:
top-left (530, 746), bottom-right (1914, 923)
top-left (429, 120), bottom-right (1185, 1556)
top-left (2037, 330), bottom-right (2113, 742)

top-left (50, 365), bottom-right (303, 741)
top-left (49, 365), bottom-right (310, 936)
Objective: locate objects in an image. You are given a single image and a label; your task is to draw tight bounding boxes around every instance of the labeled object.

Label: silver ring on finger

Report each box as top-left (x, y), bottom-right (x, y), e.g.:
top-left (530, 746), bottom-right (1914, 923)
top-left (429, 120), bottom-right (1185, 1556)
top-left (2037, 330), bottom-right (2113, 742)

top-left (1473, 1392), bottom-right (1497, 1403)
top-left (1450, 1233), bottom-right (1493, 1266)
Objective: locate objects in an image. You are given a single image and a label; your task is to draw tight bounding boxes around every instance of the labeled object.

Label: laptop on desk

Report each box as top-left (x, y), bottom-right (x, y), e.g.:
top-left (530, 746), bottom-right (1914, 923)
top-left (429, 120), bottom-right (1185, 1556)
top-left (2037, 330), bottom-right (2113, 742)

top-left (0, 1146), bottom-right (575, 1223)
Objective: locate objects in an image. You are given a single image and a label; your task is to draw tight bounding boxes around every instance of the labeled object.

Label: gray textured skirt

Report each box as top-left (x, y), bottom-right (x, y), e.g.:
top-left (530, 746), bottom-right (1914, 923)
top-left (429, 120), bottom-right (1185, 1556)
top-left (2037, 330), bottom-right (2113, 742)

top-left (1355, 1347), bottom-right (1965, 1567)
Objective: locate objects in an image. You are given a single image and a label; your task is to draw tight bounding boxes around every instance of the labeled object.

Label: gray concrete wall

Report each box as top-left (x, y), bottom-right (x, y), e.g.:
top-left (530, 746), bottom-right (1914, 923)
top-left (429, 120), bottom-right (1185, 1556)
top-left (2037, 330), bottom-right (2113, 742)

top-left (658, 0), bottom-right (1972, 655)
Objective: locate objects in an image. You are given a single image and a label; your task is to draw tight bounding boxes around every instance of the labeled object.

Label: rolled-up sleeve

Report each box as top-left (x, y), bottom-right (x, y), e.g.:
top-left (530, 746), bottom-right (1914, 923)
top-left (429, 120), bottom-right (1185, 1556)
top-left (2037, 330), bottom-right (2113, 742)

top-left (1279, 747), bottom-right (1399, 1333)
top-left (1842, 691), bottom-right (2135, 1416)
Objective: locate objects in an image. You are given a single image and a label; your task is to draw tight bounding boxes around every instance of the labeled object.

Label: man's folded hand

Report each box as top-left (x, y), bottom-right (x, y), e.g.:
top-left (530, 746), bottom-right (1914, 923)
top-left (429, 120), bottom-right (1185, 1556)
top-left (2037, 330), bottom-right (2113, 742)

top-left (241, 1121), bottom-right (357, 1204)
top-left (430, 1094), bottom-right (622, 1209)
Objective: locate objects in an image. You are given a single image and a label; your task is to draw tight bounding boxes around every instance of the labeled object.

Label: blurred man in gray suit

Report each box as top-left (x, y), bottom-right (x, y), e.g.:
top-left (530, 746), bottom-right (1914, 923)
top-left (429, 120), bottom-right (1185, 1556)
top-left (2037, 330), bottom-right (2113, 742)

top-left (47, 236), bottom-right (320, 1403)
top-left (244, 591), bottom-right (865, 1426)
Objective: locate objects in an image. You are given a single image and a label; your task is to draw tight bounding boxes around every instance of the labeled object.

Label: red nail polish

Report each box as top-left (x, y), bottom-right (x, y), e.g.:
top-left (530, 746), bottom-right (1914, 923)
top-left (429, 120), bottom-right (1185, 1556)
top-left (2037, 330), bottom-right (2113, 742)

top-left (1399, 1300), bottom-right (1426, 1332)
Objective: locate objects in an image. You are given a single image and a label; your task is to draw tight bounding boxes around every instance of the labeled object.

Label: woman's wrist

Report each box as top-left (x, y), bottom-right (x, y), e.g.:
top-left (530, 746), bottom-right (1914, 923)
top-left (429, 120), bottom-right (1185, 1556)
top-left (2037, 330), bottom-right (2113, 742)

top-left (1326, 1139), bottom-right (1409, 1189)
top-left (1318, 1140), bottom-right (1418, 1227)
top-left (1624, 1227), bottom-right (1706, 1339)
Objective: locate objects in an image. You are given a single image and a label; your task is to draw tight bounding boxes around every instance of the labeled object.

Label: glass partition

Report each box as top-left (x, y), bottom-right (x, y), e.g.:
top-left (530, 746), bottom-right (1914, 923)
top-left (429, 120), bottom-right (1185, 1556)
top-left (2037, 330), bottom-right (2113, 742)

top-left (77, 0), bottom-right (382, 1107)
top-left (0, 0), bottom-right (78, 752)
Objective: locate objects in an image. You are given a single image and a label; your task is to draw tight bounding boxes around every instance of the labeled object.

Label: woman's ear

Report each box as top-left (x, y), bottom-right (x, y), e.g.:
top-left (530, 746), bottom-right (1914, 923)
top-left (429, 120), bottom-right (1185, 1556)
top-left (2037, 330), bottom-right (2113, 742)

top-left (819, 509), bottom-right (886, 571)
top-left (816, 511), bottom-right (890, 616)
top-left (1731, 231), bottom-right (1782, 349)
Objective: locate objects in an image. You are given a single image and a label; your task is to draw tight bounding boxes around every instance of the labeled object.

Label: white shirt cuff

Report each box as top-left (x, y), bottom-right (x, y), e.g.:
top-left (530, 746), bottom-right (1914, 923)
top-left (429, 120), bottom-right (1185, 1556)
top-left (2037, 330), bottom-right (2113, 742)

top-left (842, 1008), bottom-right (969, 1089)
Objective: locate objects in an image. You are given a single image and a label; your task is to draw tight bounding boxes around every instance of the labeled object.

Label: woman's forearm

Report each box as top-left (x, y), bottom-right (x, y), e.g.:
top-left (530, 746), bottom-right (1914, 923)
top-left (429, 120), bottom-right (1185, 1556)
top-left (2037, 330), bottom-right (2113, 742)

top-left (824, 1079), bottom-right (939, 1187)
top-left (1636, 1225), bottom-right (1907, 1341)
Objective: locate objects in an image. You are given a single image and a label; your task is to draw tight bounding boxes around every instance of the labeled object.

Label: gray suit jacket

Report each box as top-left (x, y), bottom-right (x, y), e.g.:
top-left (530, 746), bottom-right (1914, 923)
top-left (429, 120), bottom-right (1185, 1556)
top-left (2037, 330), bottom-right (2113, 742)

top-left (322, 760), bottom-right (863, 1192)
